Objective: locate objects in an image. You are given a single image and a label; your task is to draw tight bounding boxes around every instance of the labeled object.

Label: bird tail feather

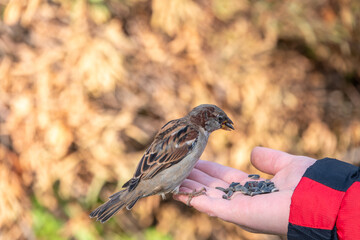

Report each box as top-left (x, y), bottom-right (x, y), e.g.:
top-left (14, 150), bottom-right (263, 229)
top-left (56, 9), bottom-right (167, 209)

top-left (89, 189), bottom-right (141, 223)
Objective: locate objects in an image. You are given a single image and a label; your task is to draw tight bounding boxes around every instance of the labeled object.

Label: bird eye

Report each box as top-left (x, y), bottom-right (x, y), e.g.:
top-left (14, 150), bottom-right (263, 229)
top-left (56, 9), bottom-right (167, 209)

top-left (218, 115), bottom-right (225, 123)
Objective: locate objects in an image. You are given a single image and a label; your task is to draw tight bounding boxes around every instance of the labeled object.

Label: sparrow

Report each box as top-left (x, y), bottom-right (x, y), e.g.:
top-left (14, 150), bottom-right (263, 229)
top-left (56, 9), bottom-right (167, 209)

top-left (90, 104), bottom-right (234, 223)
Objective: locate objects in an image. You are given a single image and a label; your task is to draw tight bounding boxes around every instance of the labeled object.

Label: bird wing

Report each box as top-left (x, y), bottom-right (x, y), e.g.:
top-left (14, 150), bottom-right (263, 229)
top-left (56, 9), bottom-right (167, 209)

top-left (122, 119), bottom-right (199, 192)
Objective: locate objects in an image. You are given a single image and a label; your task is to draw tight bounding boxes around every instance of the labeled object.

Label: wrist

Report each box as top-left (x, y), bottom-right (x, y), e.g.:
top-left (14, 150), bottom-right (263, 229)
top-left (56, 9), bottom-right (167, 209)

top-left (288, 158), bottom-right (360, 239)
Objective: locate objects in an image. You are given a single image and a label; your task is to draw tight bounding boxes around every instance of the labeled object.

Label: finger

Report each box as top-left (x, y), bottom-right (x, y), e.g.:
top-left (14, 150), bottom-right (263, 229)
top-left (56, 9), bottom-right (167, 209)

top-left (250, 147), bottom-right (296, 175)
top-left (195, 160), bottom-right (248, 183)
top-left (187, 168), bottom-right (229, 188)
top-left (191, 164), bottom-right (269, 187)
top-left (173, 186), bottom-right (232, 217)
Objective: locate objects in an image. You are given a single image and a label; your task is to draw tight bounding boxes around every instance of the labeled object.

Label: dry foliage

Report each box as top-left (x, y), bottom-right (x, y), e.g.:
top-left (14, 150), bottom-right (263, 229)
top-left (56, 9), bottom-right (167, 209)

top-left (0, 0), bottom-right (359, 239)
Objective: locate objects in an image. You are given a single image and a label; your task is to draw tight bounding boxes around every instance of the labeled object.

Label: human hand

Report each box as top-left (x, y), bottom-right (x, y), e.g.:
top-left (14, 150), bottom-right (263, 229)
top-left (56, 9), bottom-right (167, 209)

top-left (173, 147), bottom-right (316, 235)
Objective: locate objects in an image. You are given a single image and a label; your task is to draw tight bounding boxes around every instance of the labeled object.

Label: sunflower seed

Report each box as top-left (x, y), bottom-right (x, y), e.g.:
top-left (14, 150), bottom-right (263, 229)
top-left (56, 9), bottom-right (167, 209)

top-left (229, 182), bottom-right (240, 188)
top-left (240, 187), bottom-right (250, 195)
top-left (261, 187), bottom-right (272, 193)
top-left (248, 174), bottom-right (260, 180)
top-left (258, 181), bottom-right (266, 189)
top-left (215, 187), bottom-right (227, 192)
top-left (250, 191), bottom-right (261, 196)
top-left (216, 178), bottom-right (278, 199)
top-left (234, 184), bottom-right (244, 191)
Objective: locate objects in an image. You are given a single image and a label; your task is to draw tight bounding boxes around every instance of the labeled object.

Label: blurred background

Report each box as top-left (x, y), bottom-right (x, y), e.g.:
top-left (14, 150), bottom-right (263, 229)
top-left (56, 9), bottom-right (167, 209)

top-left (0, 0), bottom-right (359, 239)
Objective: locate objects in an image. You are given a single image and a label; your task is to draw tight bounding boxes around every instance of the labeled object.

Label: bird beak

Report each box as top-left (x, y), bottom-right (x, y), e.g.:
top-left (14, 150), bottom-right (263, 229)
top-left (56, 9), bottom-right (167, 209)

top-left (221, 118), bottom-right (234, 131)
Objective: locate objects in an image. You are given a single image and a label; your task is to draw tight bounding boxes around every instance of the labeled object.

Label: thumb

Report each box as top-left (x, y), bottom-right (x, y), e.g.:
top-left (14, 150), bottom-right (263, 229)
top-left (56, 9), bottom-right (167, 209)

top-left (250, 147), bottom-right (296, 175)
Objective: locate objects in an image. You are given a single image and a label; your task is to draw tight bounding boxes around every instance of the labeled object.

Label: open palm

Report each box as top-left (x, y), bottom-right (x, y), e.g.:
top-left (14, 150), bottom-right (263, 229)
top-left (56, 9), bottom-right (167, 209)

top-left (174, 147), bottom-right (316, 235)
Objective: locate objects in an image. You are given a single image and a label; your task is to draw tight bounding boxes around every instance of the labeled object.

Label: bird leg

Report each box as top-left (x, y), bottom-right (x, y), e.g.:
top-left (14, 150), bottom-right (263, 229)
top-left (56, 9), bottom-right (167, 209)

top-left (176, 187), bottom-right (207, 206)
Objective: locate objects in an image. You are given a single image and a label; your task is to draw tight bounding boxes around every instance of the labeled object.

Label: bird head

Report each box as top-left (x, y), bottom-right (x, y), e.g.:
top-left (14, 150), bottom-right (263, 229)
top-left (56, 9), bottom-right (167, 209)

top-left (188, 104), bottom-right (234, 132)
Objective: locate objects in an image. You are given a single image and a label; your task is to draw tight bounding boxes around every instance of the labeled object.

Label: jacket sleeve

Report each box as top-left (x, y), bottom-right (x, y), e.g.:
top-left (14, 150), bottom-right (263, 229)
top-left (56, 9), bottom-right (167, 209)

top-left (288, 158), bottom-right (360, 240)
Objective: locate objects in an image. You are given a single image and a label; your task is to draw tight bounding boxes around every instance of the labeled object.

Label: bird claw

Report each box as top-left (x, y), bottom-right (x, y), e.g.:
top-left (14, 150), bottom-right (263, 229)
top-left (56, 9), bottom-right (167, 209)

top-left (176, 187), bottom-right (207, 206)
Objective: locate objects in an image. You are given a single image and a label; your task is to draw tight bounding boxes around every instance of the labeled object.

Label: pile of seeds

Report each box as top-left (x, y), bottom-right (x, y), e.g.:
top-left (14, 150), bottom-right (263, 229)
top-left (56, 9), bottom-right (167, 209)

top-left (216, 174), bottom-right (279, 200)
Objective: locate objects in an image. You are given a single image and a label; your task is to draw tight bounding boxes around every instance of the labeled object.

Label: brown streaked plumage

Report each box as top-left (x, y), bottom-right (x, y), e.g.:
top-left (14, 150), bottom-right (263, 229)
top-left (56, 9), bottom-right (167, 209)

top-left (90, 104), bottom-right (234, 223)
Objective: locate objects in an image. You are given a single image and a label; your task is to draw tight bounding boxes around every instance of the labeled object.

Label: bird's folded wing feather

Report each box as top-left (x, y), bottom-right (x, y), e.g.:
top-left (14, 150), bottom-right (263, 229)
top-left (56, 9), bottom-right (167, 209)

top-left (122, 119), bottom-right (199, 191)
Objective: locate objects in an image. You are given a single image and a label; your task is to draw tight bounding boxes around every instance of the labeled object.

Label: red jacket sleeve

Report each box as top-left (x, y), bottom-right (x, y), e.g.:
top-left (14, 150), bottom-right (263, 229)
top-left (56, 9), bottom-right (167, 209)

top-left (288, 158), bottom-right (360, 240)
